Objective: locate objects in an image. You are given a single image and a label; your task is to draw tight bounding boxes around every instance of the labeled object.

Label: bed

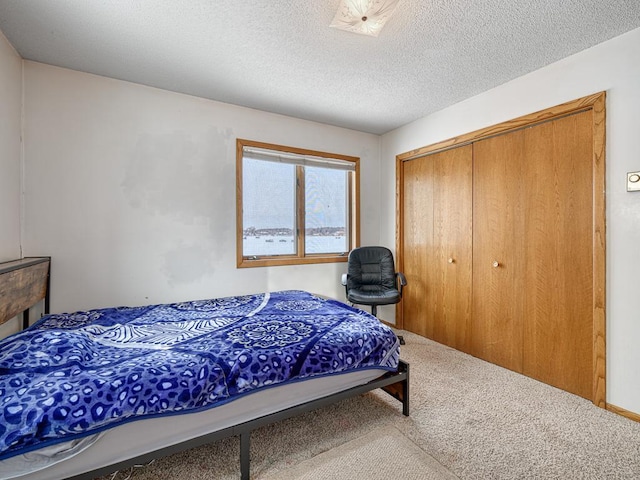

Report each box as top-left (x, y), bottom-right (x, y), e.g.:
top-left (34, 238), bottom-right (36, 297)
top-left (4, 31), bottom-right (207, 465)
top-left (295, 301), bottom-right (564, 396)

top-left (0, 258), bottom-right (409, 480)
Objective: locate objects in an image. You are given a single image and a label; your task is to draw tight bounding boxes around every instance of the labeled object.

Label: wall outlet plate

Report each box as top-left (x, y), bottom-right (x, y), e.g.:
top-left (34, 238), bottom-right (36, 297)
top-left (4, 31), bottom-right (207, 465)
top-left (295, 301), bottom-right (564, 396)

top-left (627, 171), bottom-right (640, 192)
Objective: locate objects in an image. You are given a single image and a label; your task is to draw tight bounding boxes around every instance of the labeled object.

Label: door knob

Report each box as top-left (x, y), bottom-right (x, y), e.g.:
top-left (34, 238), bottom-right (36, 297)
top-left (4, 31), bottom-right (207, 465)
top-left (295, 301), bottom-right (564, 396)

top-left (492, 261), bottom-right (500, 268)
top-left (448, 258), bottom-right (454, 264)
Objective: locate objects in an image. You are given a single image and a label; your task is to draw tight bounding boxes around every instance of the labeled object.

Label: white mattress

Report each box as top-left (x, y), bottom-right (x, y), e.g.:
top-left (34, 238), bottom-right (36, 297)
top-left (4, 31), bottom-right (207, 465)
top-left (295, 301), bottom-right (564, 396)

top-left (3, 368), bottom-right (386, 480)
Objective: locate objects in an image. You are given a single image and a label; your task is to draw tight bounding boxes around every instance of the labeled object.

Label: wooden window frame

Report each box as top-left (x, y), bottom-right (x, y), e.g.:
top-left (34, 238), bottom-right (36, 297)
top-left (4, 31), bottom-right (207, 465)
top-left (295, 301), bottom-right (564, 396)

top-left (236, 139), bottom-right (360, 268)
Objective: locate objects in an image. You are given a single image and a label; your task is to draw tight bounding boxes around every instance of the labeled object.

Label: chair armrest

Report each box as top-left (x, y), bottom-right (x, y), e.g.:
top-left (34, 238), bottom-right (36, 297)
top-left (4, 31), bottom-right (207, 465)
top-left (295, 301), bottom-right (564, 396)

top-left (341, 273), bottom-right (350, 299)
top-left (396, 272), bottom-right (407, 296)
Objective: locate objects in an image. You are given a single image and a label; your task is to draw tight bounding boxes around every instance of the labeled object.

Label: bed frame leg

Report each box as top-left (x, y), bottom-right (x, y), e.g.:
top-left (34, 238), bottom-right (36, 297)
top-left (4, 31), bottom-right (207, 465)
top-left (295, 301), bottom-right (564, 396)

top-left (240, 431), bottom-right (250, 480)
top-left (402, 362), bottom-right (410, 416)
top-left (22, 309), bottom-right (30, 330)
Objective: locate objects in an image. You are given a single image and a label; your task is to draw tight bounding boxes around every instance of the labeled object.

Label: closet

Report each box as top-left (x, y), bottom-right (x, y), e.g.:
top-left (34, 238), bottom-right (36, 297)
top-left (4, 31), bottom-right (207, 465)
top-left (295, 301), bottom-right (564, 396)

top-left (396, 93), bottom-right (606, 406)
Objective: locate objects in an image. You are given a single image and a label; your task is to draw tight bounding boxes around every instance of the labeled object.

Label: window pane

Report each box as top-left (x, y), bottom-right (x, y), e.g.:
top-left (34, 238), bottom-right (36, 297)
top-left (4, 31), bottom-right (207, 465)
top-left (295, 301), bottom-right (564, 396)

top-left (305, 167), bottom-right (349, 254)
top-left (243, 158), bottom-right (296, 256)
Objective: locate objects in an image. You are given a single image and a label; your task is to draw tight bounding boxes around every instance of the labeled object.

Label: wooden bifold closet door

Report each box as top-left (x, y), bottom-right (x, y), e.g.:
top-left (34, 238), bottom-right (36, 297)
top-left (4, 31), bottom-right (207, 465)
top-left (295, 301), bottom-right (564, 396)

top-left (401, 145), bottom-right (472, 352)
top-left (473, 111), bottom-right (594, 399)
top-left (523, 112), bottom-right (594, 397)
top-left (398, 94), bottom-right (605, 404)
top-left (472, 129), bottom-right (526, 373)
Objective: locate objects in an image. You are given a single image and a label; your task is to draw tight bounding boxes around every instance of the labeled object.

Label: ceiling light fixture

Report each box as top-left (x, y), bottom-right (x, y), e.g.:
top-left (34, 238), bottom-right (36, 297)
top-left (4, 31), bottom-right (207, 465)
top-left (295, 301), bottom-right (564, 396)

top-left (330, 0), bottom-right (401, 37)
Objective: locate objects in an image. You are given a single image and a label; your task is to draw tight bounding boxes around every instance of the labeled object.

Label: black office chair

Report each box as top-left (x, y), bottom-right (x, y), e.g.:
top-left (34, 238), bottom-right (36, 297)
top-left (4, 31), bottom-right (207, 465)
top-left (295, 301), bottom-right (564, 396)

top-left (341, 246), bottom-right (407, 345)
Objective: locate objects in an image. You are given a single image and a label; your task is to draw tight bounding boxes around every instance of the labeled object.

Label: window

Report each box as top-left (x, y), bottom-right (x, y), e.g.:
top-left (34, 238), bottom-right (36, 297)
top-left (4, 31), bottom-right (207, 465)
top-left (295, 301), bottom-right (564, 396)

top-left (236, 139), bottom-right (359, 267)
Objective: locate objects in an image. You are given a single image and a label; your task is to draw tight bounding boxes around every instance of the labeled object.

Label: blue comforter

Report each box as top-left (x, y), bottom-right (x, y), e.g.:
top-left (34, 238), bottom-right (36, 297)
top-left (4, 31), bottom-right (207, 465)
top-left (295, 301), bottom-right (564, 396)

top-left (0, 290), bottom-right (399, 459)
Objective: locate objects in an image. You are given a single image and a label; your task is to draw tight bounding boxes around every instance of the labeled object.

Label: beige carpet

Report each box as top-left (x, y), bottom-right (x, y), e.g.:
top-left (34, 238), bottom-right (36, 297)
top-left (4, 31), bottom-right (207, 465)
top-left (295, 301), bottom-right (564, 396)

top-left (259, 425), bottom-right (457, 480)
top-left (100, 330), bottom-right (640, 480)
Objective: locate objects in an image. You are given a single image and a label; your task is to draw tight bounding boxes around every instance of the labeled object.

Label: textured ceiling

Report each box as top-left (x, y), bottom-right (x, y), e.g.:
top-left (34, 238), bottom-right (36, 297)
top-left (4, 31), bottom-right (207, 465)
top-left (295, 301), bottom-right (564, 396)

top-left (1, 1), bottom-right (639, 134)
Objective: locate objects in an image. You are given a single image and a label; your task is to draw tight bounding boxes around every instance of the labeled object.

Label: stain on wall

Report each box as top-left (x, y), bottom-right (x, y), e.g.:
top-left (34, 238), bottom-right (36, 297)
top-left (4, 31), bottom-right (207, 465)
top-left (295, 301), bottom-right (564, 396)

top-left (121, 126), bottom-right (236, 284)
top-left (162, 241), bottom-right (215, 286)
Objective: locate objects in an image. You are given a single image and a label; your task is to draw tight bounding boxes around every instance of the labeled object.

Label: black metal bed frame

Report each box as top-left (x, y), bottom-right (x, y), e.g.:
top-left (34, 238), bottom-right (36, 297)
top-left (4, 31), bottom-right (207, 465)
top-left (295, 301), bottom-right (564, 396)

top-left (0, 258), bottom-right (409, 479)
top-left (67, 360), bottom-right (410, 480)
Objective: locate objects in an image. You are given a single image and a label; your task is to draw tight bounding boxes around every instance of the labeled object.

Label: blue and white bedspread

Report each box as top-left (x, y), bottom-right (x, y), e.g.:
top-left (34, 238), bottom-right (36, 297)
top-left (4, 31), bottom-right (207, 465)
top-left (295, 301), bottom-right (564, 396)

top-left (0, 290), bottom-right (399, 460)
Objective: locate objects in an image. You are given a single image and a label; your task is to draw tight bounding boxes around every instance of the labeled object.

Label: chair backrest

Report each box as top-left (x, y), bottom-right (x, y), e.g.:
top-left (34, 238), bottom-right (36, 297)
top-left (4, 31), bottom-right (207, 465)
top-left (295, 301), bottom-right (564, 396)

top-left (347, 246), bottom-right (397, 291)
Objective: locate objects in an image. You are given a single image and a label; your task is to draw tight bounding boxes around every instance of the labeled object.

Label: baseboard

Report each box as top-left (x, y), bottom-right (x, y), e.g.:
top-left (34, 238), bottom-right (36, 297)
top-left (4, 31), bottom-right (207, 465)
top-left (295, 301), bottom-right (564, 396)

top-left (606, 403), bottom-right (640, 423)
top-left (379, 318), bottom-right (395, 328)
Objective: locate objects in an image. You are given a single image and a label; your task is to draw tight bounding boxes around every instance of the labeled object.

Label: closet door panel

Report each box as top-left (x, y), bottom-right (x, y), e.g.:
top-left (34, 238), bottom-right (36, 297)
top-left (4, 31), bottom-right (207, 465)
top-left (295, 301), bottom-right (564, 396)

top-left (402, 157), bottom-right (434, 337)
top-left (433, 145), bottom-right (473, 352)
top-left (472, 132), bottom-right (526, 372)
top-left (522, 111), bottom-right (594, 399)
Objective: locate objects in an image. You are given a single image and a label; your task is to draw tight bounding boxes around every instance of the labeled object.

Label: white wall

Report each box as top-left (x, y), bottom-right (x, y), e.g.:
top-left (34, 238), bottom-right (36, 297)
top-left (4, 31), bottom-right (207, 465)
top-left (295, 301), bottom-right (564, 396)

top-left (0, 30), bottom-right (24, 338)
top-left (0, 31), bottom-right (22, 262)
top-left (380, 27), bottom-right (640, 414)
top-left (21, 62), bottom-right (381, 314)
